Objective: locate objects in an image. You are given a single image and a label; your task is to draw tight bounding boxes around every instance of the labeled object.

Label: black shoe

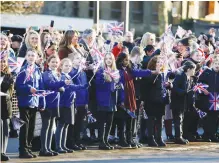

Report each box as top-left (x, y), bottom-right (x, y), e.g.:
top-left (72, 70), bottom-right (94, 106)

top-left (19, 151), bottom-right (33, 158)
top-left (157, 139), bottom-right (167, 147)
top-left (137, 143), bottom-right (143, 148)
top-left (39, 151), bottom-right (54, 156)
top-left (28, 149), bottom-right (37, 158)
top-left (99, 143), bottom-right (111, 150)
top-left (118, 140), bottom-right (132, 148)
top-left (1, 153), bottom-right (10, 161)
top-left (167, 135), bottom-right (175, 141)
top-left (210, 135), bottom-right (219, 142)
top-left (72, 144), bottom-right (82, 151)
top-left (184, 135), bottom-right (196, 142)
top-left (48, 150), bottom-right (59, 156)
top-left (63, 147), bottom-right (74, 153)
top-left (77, 144), bottom-right (87, 150)
top-left (56, 149), bottom-right (67, 154)
top-left (175, 137), bottom-right (189, 144)
top-left (148, 137), bottom-right (158, 147)
top-left (128, 141), bottom-right (138, 149)
top-left (105, 142), bottom-right (114, 150)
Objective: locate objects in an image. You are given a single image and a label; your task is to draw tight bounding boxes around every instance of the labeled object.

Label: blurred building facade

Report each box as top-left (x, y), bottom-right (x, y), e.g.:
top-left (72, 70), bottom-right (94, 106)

top-left (41, 1), bottom-right (219, 36)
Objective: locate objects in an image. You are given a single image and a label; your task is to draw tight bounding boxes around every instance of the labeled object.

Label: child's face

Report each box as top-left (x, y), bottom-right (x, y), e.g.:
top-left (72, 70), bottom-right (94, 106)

top-left (72, 54), bottom-right (81, 67)
top-left (0, 58), bottom-right (7, 72)
top-left (187, 67), bottom-right (196, 77)
top-left (25, 51), bottom-right (38, 65)
top-left (48, 57), bottom-right (59, 71)
top-left (46, 46), bottom-right (57, 57)
top-left (29, 34), bottom-right (38, 48)
top-left (156, 59), bottom-right (164, 71)
top-left (122, 56), bottom-right (129, 67)
top-left (44, 34), bottom-right (51, 44)
top-left (191, 51), bottom-right (204, 63)
top-left (130, 54), bottom-right (142, 65)
top-left (105, 55), bottom-right (113, 67)
top-left (62, 61), bottom-right (72, 73)
top-left (177, 42), bottom-right (187, 54)
top-left (212, 60), bottom-right (219, 72)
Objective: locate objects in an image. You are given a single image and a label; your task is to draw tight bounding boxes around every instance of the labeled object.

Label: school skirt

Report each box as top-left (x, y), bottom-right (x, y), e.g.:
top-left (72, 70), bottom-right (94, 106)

top-left (59, 107), bottom-right (75, 125)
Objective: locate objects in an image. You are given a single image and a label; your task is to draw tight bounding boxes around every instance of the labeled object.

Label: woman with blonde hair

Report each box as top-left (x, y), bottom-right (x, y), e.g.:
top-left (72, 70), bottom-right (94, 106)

top-left (95, 52), bottom-right (120, 150)
top-left (0, 33), bottom-right (15, 58)
top-left (18, 30), bottom-right (42, 58)
top-left (140, 32), bottom-right (156, 49)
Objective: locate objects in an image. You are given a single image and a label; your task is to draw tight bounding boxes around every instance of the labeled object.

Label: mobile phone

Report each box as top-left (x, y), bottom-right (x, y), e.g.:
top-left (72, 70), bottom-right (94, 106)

top-left (50, 20), bottom-right (54, 28)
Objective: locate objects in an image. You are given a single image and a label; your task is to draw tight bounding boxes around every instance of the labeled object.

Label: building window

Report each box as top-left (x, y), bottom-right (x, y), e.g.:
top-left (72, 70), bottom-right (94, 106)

top-left (89, 1), bottom-right (94, 18)
top-left (111, 2), bottom-right (122, 20)
top-left (73, 1), bottom-right (79, 17)
top-left (151, 2), bottom-right (159, 25)
top-left (131, 2), bottom-right (143, 23)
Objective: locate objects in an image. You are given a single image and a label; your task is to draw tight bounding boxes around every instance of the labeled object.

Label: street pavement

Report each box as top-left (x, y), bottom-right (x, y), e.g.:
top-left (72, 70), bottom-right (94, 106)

top-left (4, 138), bottom-right (219, 163)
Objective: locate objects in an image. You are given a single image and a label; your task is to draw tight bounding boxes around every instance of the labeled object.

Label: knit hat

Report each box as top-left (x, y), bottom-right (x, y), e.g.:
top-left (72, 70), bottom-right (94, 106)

top-left (11, 35), bottom-right (23, 43)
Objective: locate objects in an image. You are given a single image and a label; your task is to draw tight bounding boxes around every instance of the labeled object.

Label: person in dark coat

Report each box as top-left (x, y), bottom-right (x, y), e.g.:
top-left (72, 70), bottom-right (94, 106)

top-left (11, 35), bottom-right (23, 56)
top-left (181, 49), bottom-right (205, 141)
top-left (141, 56), bottom-right (171, 147)
top-left (171, 61), bottom-right (197, 144)
top-left (123, 31), bottom-right (135, 54)
top-left (116, 52), bottom-right (157, 148)
top-left (1, 53), bottom-right (14, 161)
top-left (196, 56), bottom-right (219, 142)
top-left (40, 55), bottom-right (70, 156)
top-left (16, 49), bottom-right (45, 158)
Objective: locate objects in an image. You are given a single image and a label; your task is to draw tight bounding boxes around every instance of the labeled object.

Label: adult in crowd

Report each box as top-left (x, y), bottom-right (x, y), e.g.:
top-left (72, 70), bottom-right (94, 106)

top-left (11, 35), bottom-right (23, 56)
top-left (0, 33), bottom-right (15, 58)
top-left (123, 31), bottom-right (135, 53)
top-left (18, 30), bottom-right (42, 58)
top-left (58, 30), bottom-right (85, 60)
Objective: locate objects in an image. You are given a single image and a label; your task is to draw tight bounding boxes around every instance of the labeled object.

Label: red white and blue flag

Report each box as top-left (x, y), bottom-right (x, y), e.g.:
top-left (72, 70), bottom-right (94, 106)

top-left (107, 22), bottom-right (124, 36)
top-left (193, 83), bottom-right (209, 94)
top-left (8, 57), bottom-right (25, 73)
top-left (209, 92), bottom-right (219, 111)
top-left (196, 109), bottom-right (207, 119)
top-left (32, 90), bottom-right (55, 97)
top-left (104, 68), bottom-right (120, 81)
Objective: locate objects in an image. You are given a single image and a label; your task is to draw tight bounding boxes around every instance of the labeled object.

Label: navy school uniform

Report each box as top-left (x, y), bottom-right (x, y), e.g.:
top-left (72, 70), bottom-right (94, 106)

top-left (59, 72), bottom-right (87, 124)
top-left (42, 70), bottom-right (66, 117)
top-left (15, 63), bottom-right (45, 154)
top-left (15, 63), bottom-right (45, 109)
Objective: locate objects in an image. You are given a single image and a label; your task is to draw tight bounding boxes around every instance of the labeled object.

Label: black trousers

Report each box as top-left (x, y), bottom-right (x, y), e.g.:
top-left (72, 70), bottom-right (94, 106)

top-left (97, 111), bottom-right (114, 143)
top-left (147, 115), bottom-right (163, 139)
top-left (172, 110), bottom-right (184, 138)
top-left (19, 107), bottom-right (37, 153)
top-left (203, 112), bottom-right (219, 137)
top-left (67, 106), bottom-right (87, 147)
top-left (117, 116), bottom-right (134, 143)
top-left (183, 111), bottom-right (199, 137)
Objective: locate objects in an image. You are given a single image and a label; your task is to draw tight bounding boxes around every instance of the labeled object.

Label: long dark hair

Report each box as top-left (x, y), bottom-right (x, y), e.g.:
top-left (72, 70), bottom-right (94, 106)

top-left (116, 52), bottom-right (132, 71)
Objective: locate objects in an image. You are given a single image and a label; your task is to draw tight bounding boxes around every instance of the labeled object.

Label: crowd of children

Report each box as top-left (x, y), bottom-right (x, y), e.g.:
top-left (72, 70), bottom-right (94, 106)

top-left (1, 25), bottom-right (219, 161)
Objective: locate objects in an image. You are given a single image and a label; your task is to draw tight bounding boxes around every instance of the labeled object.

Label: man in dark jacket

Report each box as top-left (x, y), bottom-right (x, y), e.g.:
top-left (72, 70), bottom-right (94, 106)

top-left (123, 31), bottom-right (135, 54)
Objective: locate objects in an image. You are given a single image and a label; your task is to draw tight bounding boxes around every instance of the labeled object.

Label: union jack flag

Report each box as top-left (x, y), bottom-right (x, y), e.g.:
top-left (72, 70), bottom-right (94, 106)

top-left (209, 92), bottom-right (219, 111)
top-left (104, 68), bottom-right (120, 81)
top-left (193, 83), bottom-right (209, 94)
top-left (32, 90), bottom-right (54, 97)
top-left (107, 22), bottom-right (124, 36)
top-left (23, 65), bottom-right (35, 84)
top-left (175, 26), bottom-right (187, 38)
top-left (8, 57), bottom-right (25, 73)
